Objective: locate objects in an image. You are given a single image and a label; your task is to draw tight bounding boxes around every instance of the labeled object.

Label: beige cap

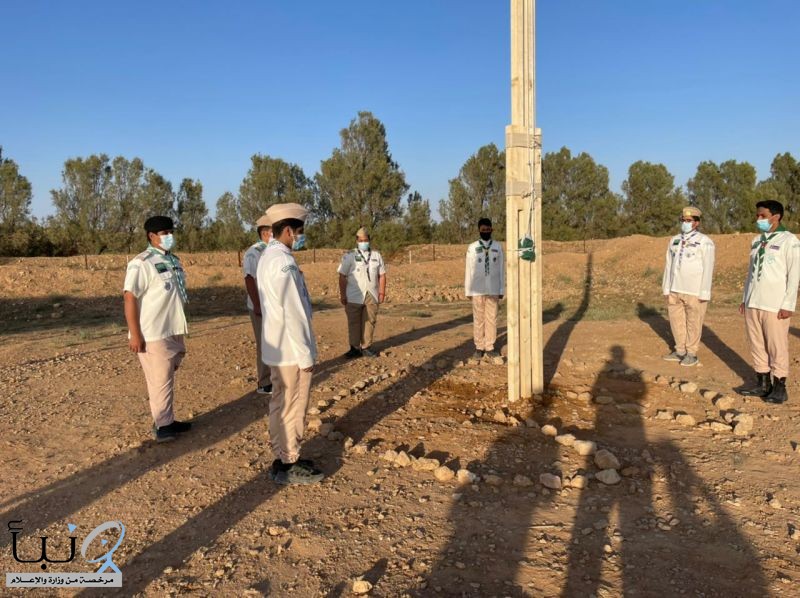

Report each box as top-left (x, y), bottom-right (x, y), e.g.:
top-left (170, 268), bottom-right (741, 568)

top-left (256, 214), bottom-right (272, 227)
top-left (356, 227), bottom-right (369, 238)
top-left (265, 202), bottom-right (308, 224)
top-left (682, 206), bottom-right (702, 218)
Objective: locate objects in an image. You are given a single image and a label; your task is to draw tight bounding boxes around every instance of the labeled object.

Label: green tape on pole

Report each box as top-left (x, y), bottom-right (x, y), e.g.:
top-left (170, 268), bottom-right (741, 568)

top-left (519, 235), bottom-right (535, 262)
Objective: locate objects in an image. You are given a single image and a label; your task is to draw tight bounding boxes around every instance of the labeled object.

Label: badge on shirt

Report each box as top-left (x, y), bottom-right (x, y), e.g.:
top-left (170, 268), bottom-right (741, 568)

top-left (770, 245), bottom-right (781, 250)
top-left (164, 282), bottom-right (172, 291)
top-left (155, 262), bottom-right (168, 274)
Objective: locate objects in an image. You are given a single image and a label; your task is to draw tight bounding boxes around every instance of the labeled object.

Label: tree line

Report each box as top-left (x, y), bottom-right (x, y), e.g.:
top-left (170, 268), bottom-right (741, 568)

top-left (1, 114), bottom-right (799, 256)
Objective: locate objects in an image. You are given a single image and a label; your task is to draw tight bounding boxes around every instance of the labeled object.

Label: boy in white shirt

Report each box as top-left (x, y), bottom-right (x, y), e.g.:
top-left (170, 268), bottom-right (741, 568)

top-left (243, 213), bottom-right (272, 394)
top-left (465, 218), bottom-right (505, 360)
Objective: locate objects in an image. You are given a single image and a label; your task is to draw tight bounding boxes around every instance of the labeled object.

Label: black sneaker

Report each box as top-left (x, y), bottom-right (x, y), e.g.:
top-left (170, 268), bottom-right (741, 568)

top-left (361, 347), bottom-right (377, 357)
top-left (270, 461), bottom-right (324, 485)
top-left (485, 350), bottom-right (500, 359)
top-left (153, 427), bottom-right (178, 443)
top-left (160, 420), bottom-right (192, 434)
top-left (472, 350), bottom-right (484, 360)
top-left (256, 384), bottom-right (273, 395)
top-left (344, 347), bottom-right (362, 359)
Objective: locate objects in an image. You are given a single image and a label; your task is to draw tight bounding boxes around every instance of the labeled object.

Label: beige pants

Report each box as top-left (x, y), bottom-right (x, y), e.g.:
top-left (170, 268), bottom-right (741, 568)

top-left (269, 364), bottom-right (313, 463)
top-left (137, 335), bottom-right (186, 428)
top-left (345, 292), bottom-right (379, 348)
top-left (472, 295), bottom-right (499, 351)
top-left (745, 307), bottom-right (791, 378)
top-left (248, 310), bottom-right (272, 388)
top-left (666, 292), bottom-right (708, 355)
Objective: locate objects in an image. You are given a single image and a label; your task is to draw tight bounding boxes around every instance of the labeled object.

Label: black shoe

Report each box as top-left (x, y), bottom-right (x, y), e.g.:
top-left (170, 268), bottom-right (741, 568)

top-left (485, 350), bottom-right (500, 359)
top-left (271, 458), bottom-right (315, 475)
top-left (344, 346), bottom-right (362, 359)
top-left (270, 461), bottom-right (324, 485)
top-left (737, 372), bottom-right (772, 397)
top-left (763, 377), bottom-right (788, 404)
top-left (256, 384), bottom-right (273, 395)
top-left (361, 347), bottom-right (377, 357)
top-left (472, 350), bottom-right (484, 360)
top-left (153, 427), bottom-right (178, 443)
top-left (160, 420), bottom-right (192, 434)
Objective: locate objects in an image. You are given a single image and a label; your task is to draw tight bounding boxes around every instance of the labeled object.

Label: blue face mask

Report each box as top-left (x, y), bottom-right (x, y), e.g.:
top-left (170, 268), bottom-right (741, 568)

top-left (357, 241), bottom-right (370, 252)
top-left (292, 233), bottom-right (306, 251)
top-left (680, 222), bottom-right (694, 234)
top-left (756, 219), bottom-right (772, 233)
top-left (159, 234), bottom-right (175, 251)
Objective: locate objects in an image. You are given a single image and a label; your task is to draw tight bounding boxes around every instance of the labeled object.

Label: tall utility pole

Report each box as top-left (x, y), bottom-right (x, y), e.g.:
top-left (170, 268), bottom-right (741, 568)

top-left (506, 0), bottom-right (543, 400)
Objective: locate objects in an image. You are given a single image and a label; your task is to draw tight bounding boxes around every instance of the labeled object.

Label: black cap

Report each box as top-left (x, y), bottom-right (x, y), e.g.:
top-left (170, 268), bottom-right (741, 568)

top-left (144, 216), bottom-right (174, 234)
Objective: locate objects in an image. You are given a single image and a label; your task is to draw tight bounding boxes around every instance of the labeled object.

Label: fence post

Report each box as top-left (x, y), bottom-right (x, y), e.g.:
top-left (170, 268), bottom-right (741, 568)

top-left (237, 250), bottom-right (242, 267)
top-left (432, 244), bottom-right (436, 262)
top-left (84, 254), bottom-right (88, 270)
top-left (313, 248), bottom-right (316, 263)
top-left (408, 250), bottom-right (412, 264)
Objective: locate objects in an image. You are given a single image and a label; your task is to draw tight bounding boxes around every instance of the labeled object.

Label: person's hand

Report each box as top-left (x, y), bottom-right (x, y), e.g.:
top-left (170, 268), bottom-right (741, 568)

top-left (302, 365), bottom-right (314, 373)
top-left (379, 293), bottom-right (386, 304)
top-left (340, 295), bottom-right (347, 306)
top-left (253, 305), bottom-right (262, 317)
top-left (499, 295), bottom-right (504, 301)
top-left (738, 303), bottom-right (745, 315)
top-left (129, 332), bottom-right (146, 353)
top-left (699, 299), bottom-right (708, 303)
top-left (778, 309), bottom-right (793, 320)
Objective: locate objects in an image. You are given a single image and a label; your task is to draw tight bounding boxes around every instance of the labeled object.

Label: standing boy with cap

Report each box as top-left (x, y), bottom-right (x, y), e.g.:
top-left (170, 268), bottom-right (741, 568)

top-left (465, 217), bottom-right (505, 360)
top-left (738, 199), bottom-right (800, 404)
top-left (338, 227), bottom-right (387, 358)
top-left (257, 202), bottom-right (324, 484)
top-left (123, 215), bottom-right (191, 443)
top-left (661, 206), bottom-right (716, 367)
top-left (243, 213), bottom-right (273, 394)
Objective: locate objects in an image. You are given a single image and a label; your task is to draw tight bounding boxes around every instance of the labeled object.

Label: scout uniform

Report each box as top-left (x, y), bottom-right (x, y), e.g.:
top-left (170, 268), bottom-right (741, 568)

top-left (256, 203), bottom-right (318, 471)
top-left (741, 223), bottom-right (800, 402)
top-left (123, 216), bottom-right (189, 441)
top-left (243, 214), bottom-right (272, 393)
top-left (338, 232), bottom-right (386, 355)
top-left (661, 207), bottom-right (715, 366)
top-left (465, 237), bottom-right (505, 356)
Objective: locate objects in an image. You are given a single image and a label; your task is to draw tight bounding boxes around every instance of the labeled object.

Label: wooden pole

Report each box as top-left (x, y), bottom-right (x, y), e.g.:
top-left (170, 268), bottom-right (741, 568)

top-left (506, 0), bottom-right (543, 400)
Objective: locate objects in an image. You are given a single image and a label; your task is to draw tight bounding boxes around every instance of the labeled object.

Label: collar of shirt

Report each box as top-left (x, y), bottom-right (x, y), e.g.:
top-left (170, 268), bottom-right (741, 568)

top-left (267, 239), bottom-right (291, 254)
top-left (148, 244), bottom-right (168, 256)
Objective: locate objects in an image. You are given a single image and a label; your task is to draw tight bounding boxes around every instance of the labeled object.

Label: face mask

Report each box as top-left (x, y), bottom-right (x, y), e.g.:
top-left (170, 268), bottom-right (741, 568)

top-left (159, 234), bottom-right (175, 251)
top-left (292, 233), bottom-right (306, 251)
top-left (680, 222), bottom-right (694, 234)
top-left (357, 241), bottom-right (370, 252)
top-left (756, 219), bottom-right (772, 233)
top-left (479, 232), bottom-right (492, 241)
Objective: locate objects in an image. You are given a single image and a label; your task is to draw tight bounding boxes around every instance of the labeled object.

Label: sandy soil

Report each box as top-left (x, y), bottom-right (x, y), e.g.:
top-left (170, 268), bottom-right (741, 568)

top-left (0, 234), bottom-right (798, 597)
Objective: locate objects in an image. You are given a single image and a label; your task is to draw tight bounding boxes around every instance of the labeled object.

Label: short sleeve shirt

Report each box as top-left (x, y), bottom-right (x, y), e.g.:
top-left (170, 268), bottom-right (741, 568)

top-left (243, 241), bottom-right (268, 310)
top-left (123, 249), bottom-right (188, 342)
top-left (337, 249), bottom-right (386, 304)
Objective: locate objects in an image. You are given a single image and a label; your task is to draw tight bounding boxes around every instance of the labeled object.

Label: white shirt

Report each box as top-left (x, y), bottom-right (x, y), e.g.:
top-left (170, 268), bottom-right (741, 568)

top-left (337, 249), bottom-right (386, 304)
top-left (256, 241), bottom-right (317, 369)
top-left (661, 231), bottom-right (715, 300)
top-left (123, 248), bottom-right (188, 342)
top-left (465, 240), bottom-right (505, 297)
top-left (743, 229), bottom-right (800, 313)
top-left (242, 241), bottom-right (268, 311)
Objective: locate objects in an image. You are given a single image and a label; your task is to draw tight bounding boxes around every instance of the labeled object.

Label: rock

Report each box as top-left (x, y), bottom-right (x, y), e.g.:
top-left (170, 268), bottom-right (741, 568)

top-left (318, 423), bottom-right (334, 436)
top-left (352, 579), bottom-right (373, 595)
top-left (539, 473), bottom-right (562, 490)
top-left (513, 474), bottom-right (533, 487)
top-left (411, 457), bottom-right (440, 472)
top-left (351, 443), bottom-right (368, 455)
top-left (655, 409), bottom-right (674, 420)
top-left (569, 474), bottom-right (588, 489)
top-left (343, 437), bottom-right (354, 450)
top-left (317, 399), bottom-right (329, 409)
top-left (436, 359), bottom-right (448, 370)
top-left (555, 433), bottom-right (576, 447)
top-left (307, 417), bottom-right (323, 431)
top-left (573, 440), bottom-right (597, 456)
top-left (307, 407), bottom-right (321, 416)
top-left (492, 356), bottom-right (505, 365)
top-left (595, 469), bottom-right (621, 485)
top-left (679, 382), bottom-right (698, 394)
top-left (525, 418), bottom-right (540, 430)
top-left (733, 413), bottom-right (754, 436)
top-left (268, 526), bottom-right (286, 536)
top-left (328, 431), bottom-right (344, 441)
top-left (394, 451), bottom-right (412, 468)
top-left (768, 498), bottom-right (783, 509)
top-left (578, 391), bottom-right (593, 402)
top-left (566, 391), bottom-right (578, 399)
top-left (541, 424), bottom-right (558, 437)
top-left (456, 469), bottom-right (479, 484)
top-left (493, 410), bottom-right (507, 423)
top-left (380, 450), bottom-right (398, 463)
top-left (507, 416), bottom-right (521, 426)
top-left (620, 466), bottom-right (640, 477)
top-left (709, 422), bottom-right (732, 433)
top-left (434, 466), bottom-right (455, 482)
top-left (617, 403), bottom-right (644, 415)
top-left (594, 395), bottom-right (614, 405)
top-left (484, 474), bottom-right (503, 486)
top-left (655, 375), bottom-right (670, 386)
top-left (675, 413), bottom-right (696, 427)
top-left (702, 390), bottom-right (718, 401)
top-left (714, 396), bottom-right (736, 411)
top-left (594, 449), bottom-right (620, 470)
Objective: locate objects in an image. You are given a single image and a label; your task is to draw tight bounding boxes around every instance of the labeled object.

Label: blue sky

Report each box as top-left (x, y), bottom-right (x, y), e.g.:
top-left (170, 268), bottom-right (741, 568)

top-left (2, 0), bottom-right (798, 219)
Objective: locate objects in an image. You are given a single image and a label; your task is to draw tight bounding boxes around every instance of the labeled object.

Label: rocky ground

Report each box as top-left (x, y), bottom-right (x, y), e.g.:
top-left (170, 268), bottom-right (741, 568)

top-left (0, 235), bottom-right (798, 597)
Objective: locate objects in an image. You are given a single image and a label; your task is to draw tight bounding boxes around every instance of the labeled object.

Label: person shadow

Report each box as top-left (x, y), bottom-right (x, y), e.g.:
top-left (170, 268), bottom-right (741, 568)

top-left (562, 345), bottom-right (767, 596)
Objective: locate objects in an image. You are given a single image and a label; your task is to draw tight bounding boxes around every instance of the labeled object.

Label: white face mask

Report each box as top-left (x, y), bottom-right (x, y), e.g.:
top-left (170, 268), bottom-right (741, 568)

top-left (158, 233), bottom-right (175, 251)
top-left (680, 221), bottom-right (694, 234)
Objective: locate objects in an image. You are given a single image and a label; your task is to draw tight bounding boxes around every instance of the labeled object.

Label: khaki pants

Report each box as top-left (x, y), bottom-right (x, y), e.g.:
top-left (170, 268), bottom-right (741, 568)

top-left (345, 292), bottom-right (379, 349)
top-left (472, 295), bottom-right (499, 351)
top-left (269, 364), bottom-right (313, 463)
top-left (745, 307), bottom-right (791, 378)
top-left (248, 309), bottom-right (272, 388)
top-left (137, 335), bottom-right (186, 428)
top-left (666, 292), bottom-right (708, 355)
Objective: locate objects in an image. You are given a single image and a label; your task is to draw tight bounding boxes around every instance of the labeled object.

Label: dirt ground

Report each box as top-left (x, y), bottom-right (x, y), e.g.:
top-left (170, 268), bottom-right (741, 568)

top-left (0, 234), bottom-right (798, 597)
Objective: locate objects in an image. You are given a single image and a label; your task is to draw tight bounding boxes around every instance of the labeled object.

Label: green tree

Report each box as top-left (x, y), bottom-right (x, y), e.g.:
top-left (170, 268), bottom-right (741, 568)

top-left (0, 147), bottom-right (33, 234)
top-left (438, 143), bottom-right (505, 242)
top-left (238, 155), bottom-right (314, 228)
top-left (316, 111), bottom-right (409, 232)
top-left (106, 156), bottom-right (146, 252)
top-left (687, 160), bottom-right (757, 233)
top-left (757, 152), bottom-right (800, 229)
top-left (210, 191), bottom-right (246, 250)
top-left (403, 191), bottom-right (433, 244)
top-left (620, 161), bottom-right (684, 236)
top-left (176, 178), bottom-right (207, 251)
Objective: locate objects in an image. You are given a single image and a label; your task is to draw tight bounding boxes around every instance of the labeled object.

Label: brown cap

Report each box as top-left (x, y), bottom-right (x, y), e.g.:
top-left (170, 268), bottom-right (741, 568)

top-left (682, 206), bottom-right (702, 218)
top-left (265, 202), bottom-right (308, 224)
top-left (356, 227), bottom-right (369, 238)
top-left (256, 214), bottom-right (272, 228)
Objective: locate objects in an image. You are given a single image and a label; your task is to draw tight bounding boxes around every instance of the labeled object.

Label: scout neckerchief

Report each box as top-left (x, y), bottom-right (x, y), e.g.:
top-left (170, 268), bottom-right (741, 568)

top-left (677, 230), bottom-right (697, 268)
top-left (148, 246), bottom-right (188, 304)
top-left (477, 239), bottom-right (492, 276)
top-left (754, 224), bottom-right (786, 281)
top-left (356, 248), bottom-right (372, 281)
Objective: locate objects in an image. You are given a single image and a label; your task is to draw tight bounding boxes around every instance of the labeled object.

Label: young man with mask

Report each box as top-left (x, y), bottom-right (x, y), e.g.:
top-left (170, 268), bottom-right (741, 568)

top-left (661, 206), bottom-right (715, 367)
top-left (338, 227), bottom-right (387, 358)
top-left (738, 199), bottom-right (800, 404)
top-left (465, 217), bottom-right (505, 360)
top-left (123, 215), bottom-right (191, 443)
top-left (243, 213), bottom-right (273, 395)
top-left (257, 202), bottom-right (323, 484)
